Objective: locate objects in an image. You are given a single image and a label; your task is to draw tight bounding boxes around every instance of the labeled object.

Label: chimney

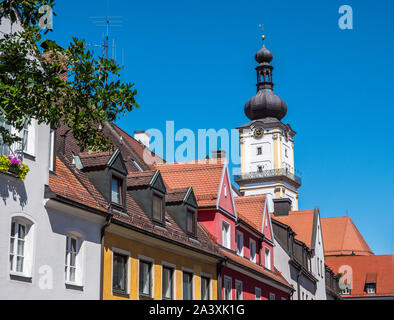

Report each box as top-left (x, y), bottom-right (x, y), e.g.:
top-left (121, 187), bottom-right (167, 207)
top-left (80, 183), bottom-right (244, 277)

top-left (211, 150), bottom-right (226, 160)
top-left (134, 131), bottom-right (151, 148)
top-left (273, 198), bottom-right (292, 216)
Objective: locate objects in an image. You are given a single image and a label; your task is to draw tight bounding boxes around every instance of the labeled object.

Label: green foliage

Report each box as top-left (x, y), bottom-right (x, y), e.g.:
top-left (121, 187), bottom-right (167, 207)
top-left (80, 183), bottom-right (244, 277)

top-left (0, 0), bottom-right (138, 151)
top-left (0, 155), bottom-right (11, 172)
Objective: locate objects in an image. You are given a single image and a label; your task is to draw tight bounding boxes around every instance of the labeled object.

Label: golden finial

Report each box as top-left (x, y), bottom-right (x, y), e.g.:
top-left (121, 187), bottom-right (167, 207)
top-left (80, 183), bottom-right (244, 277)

top-left (259, 24), bottom-right (265, 45)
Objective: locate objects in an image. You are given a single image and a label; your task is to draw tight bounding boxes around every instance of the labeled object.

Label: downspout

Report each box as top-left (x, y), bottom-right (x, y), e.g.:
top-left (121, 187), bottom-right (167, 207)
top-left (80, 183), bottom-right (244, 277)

top-left (296, 268), bottom-right (302, 300)
top-left (99, 211), bottom-right (113, 300)
top-left (217, 260), bottom-right (224, 300)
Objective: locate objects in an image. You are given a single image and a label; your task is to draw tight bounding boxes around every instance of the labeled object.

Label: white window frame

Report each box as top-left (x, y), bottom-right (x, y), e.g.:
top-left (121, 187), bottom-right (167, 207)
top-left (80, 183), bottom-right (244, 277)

top-left (65, 235), bottom-right (78, 284)
top-left (255, 287), bottom-right (262, 300)
top-left (22, 119), bottom-right (36, 156)
top-left (269, 292), bottom-right (276, 300)
top-left (223, 275), bottom-right (232, 300)
top-left (265, 247), bottom-right (271, 270)
top-left (9, 216), bottom-right (34, 279)
top-left (111, 247), bottom-right (131, 296)
top-left (236, 230), bottom-right (244, 256)
top-left (222, 220), bottom-right (231, 249)
top-left (249, 239), bottom-right (257, 263)
top-left (235, 279), bottom-right (243, 300)
top-left (49, 129), bottom-right (55, 171)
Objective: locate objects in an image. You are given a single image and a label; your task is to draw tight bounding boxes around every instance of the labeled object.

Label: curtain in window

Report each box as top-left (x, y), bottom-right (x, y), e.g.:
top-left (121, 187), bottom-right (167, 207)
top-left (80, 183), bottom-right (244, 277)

top-left (182, 272), bottom-right (192, 300)
top-left (10, 222), bottom-right (26, 273)
top-left (113, 253), bottom-right (127, 291)
top-left (162, 267), bottom-right (173, 299)
top-left (139, 261), bottom-right (151, 296)
top-left (111, 178), bottom-right (121, 204)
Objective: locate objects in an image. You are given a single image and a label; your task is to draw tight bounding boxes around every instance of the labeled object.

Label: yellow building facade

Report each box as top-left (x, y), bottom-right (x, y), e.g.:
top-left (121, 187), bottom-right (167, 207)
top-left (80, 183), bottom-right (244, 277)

top-left (102, 224), bottom-right (219, 300)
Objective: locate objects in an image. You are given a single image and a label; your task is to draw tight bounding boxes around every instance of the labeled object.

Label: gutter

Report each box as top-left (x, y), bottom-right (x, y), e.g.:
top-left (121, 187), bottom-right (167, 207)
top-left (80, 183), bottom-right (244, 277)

top-left (99, 211), bottom-right (113, 300)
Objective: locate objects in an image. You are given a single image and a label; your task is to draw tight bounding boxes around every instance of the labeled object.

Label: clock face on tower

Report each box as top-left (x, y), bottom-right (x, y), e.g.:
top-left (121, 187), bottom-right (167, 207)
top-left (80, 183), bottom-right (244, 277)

top-left (253, 127), bottom-right (264, 139)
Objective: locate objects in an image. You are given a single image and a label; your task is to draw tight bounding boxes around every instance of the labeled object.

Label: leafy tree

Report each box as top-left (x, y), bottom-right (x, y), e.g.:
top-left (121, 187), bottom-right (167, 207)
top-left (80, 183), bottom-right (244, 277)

top-left (0, 0), bottom-right (138, 151)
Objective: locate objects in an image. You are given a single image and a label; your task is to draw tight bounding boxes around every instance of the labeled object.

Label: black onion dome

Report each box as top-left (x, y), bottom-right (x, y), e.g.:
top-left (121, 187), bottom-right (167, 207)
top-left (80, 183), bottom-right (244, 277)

top-left (255, 46), bottom-right (273, 64)
top-left (244, 36), bottom-right (287, 121)
top-left (244, 89), bottom-right (287, 120)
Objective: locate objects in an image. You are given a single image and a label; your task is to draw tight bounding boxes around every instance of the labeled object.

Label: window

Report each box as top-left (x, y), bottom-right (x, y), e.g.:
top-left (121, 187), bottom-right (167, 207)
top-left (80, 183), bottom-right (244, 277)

top-left (269, 292), bottom-right (276, 300)
top-left (222, 221), bottom-right (231, 249)
top-left (65, 236), bottom-right (78, 283)
top-left (285, 148), bottom-right (288, 158)
top-left (162, 266), bottom-right (174, 299)
top-left (224, 276), bottom-right (232, 300)
top-left (186, 209), bottom-right (195, 236)
top-left (111, 176), bottom-right (123, 205)
top-left (320, 260), bottom-right (323, 278)
top-left (0, 118), bottom-right (10, 156)
top-left (301, 291), bottom-right (304, 300)
top-left (201, 276), bottom-right (210, 300)
top-left (22, 121), bottom-right (29, 152)
top-left (255, 287), bottom-right (262, 300)
top-left (235, 280), bottom-right (243, 300)
top-left (49, 129), bottom-right (55, 171)
top-left (365, 283), bottom-right (376, 294)
top-left (236, 231), bottom-right (244, 256)
top-left (265, 247), bottom-right (271, 270)
top-left (183, 271), bottom-right (193, 300)
top-left (152, 193), bottom-right (164, 222)
top-left (317, 258), bottom-right (320, 276)
top-left (139, 260), bottom-right (152, 297)
top-left (249, 239), bottom-right (256, 263)
top-left (113, 252), bottom-right (128, 294)
top-left (257, 146), bottom-right (262, 155)
top-left (342, 287), bottom-right (351, 295)
top-left (257, 165), bottom-right (263, 172)
top-left (9, 221), bottom-right (27, 273)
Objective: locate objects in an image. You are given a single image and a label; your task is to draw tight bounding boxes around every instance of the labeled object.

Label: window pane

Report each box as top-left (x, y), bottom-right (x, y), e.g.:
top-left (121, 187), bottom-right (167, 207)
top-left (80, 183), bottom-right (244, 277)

top-left (18, 224), bottom-right (26, 239)
top-left (140, 261), bottom-right (151, 296)
top-left (16, 256), bottom-right (23, 272)
top-left (70, 267), bottom-right (76, 282)
top-left (162, 267), bottom-right (173, 299)
top-left (10, 254), bottom-right (14, 271)
top-left (113, 253), bottom-right (127, 291)
top-left (186, 211), bottom-right (194, 234)
top-left (183, 272), bottom-right (193, 300)
top-left (70, 238), bottom-right (77, 253)
top-left (10, 222), bottom-right (16, 237)
top-left (17, 240), bottom-right (24, 256)
top-left (201, 277), bottom-right (210, 300)
top-left (10, 238), bottom-right (14, 253)
top-left (152, 195), bottom-right (163, 221)
top-left (111, 178), bottom-right (121, 204)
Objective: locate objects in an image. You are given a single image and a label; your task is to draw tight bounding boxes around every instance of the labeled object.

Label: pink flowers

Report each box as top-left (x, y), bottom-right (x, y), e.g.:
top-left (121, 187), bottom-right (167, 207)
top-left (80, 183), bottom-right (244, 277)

top-left (7, 155), bottom-right (21, 165)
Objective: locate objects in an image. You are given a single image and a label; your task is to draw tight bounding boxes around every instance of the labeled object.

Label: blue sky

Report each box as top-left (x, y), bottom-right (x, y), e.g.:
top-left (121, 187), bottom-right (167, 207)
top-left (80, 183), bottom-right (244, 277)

top-left (50, 0), bottom-right (394, 255)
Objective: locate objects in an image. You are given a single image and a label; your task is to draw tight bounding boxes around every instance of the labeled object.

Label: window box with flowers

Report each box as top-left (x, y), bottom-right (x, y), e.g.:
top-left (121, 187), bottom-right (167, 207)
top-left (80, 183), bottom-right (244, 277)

top-left (0, 155), bottom-right (29, 180)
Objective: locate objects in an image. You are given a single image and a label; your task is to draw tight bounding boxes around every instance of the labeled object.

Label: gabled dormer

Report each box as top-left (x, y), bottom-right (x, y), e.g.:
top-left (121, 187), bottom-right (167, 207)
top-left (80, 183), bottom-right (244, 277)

top-left (127, 170), bottom-right (167, 225)
top-left (166, 187), bottom-right (198, 238)
top-left (76, 149), bottom-right (128, 210)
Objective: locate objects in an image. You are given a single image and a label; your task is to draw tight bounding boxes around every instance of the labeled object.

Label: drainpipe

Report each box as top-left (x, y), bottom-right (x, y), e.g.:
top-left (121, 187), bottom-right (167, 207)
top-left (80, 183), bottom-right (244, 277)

top-left (99, 211), bottom-right (113, 300)
top-left (296, 268), bottom-right (302, 300)
top-left (217, 260), bottom-right (224, 300)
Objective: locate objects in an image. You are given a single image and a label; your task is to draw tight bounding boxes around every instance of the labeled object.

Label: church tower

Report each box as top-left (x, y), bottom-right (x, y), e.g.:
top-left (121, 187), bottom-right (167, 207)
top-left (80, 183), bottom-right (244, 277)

top-left (235, 34), bottom-right (301, 210)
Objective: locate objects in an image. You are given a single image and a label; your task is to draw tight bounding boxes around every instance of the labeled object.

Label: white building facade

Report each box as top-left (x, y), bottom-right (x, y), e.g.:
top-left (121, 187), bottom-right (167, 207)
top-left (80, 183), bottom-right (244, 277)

top-left (0, 17), bottom-right (104, 299)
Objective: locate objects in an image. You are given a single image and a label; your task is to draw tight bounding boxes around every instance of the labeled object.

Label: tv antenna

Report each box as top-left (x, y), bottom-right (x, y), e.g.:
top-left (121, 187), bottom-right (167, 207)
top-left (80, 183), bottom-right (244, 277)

top-left (87, 15), bottom-right (123, 61)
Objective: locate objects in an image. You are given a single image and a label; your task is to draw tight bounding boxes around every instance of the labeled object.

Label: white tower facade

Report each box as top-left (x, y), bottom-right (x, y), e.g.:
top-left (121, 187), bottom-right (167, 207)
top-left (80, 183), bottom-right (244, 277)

top-left (235, 35), bottom-right (301, 210)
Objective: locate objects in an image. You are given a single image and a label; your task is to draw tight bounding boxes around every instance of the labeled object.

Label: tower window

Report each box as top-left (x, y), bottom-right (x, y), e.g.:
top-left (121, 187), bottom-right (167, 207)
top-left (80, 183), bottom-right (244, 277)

top-left (257, 146), bottom-right (262, 155)
top-left (257, 165), bottom-right (263, 172)
top-left (285, 148), bottom-right (288, 158)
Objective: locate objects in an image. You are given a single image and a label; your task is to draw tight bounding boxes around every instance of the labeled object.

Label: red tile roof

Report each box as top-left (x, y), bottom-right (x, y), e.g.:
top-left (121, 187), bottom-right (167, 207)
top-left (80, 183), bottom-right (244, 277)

top-left (271, 210), bottom-right (315, 248)
top-left (154, 159), bottom-right (225, 207)
top-left (49, 157), bottom-right (109, 212)
top-left (325, 255), bottom-right (394, 298)
top-left (78, 151), bottom-right (113, 169)
top-left (234, 195), bottom-right (266, 232)
top-left (321, 216), bottom-right (373, 256)
top-left (221, 249), bottom-right (293, 291)
top-left (127, 170), bottom-right (156, 189)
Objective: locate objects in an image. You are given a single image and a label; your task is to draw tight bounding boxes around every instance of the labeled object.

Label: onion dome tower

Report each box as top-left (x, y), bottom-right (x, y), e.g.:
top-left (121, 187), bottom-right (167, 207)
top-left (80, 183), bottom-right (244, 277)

top-left (244, 35), bottom-right (287, 121)
top-left (236, 33), bottom-right (301, 210)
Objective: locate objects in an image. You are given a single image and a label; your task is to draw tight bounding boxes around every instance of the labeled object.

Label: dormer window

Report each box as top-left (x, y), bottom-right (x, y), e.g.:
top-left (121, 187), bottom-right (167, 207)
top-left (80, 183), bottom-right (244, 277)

top-left (186, 209), bottom-right (196, 236)
top-left (152, 193), bottom-right (164, 223)
top-left (111, 175), bottom-right (123, 206)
